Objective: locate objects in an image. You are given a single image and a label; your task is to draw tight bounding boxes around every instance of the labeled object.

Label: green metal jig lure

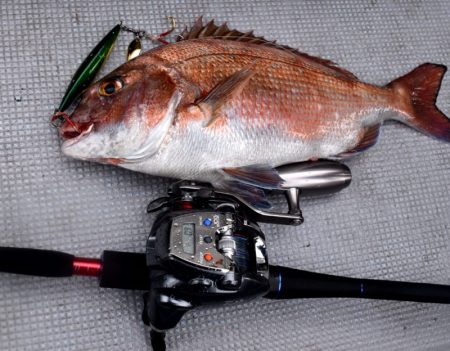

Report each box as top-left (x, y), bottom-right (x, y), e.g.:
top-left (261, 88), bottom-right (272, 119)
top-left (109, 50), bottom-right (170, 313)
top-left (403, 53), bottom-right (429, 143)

top-left (58, 24), bottom-right (121, 114)
top-left (52, 18), bottom-right (176, 129)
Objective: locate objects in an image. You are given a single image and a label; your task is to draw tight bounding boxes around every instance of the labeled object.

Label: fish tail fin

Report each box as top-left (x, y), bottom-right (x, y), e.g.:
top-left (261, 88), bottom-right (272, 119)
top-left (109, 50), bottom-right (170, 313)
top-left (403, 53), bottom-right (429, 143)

top-left (386, 63), bottom-right (450, 142)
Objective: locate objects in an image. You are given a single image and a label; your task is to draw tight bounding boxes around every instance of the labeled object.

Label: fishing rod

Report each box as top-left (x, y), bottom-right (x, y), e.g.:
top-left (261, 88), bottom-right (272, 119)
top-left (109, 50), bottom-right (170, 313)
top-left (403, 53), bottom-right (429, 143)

top-left (2, 169), bottom-right (450, 351)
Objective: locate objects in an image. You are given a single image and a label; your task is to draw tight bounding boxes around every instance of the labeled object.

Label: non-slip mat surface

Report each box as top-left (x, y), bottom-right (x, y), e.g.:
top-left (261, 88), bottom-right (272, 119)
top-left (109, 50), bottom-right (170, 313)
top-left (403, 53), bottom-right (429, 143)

top-left (1, 1), bottom-right (450, 350)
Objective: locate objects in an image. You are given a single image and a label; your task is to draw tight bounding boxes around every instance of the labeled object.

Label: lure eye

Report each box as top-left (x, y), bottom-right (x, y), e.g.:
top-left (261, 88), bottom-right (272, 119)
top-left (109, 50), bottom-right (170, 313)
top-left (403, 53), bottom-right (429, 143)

top-left (98, 78), bottom-right (123, 96)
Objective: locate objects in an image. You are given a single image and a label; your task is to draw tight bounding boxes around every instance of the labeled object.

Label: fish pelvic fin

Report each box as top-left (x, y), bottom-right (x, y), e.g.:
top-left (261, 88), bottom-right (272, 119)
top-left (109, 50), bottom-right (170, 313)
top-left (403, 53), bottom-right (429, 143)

top-left (215, 164), bottom-right (283, 209)
top-left (218, 180), bottom-right (273, 209)
top-left (222, 164), bottom-right (283, 189)
top-left (387, 63), bottom-right (450, 142)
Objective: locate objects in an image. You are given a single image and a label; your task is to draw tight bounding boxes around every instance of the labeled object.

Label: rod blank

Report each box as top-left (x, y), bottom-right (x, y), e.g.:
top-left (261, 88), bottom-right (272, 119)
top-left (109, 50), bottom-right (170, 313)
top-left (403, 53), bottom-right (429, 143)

top-left (266, 265), bottom-right (450, 304)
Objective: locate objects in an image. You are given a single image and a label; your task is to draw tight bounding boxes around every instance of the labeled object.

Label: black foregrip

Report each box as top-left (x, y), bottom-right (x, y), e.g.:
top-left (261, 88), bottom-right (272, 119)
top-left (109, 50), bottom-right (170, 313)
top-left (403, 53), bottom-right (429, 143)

top-left (266, 265), bottom-right (450, 304)
top-left (0, 247), bottom-right (74, 277)
top-left (99, 251), bottom-right (148, 290)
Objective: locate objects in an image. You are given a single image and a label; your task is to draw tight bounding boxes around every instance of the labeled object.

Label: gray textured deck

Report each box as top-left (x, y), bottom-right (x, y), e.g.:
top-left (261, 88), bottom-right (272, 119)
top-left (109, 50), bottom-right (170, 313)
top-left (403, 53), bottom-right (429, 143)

top-left (0, 1), bottom-right (450, 350)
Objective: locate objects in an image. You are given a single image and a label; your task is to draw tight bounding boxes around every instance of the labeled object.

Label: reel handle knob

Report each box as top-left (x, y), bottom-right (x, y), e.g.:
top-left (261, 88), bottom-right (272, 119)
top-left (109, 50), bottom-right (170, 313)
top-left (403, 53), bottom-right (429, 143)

top-left (277, 160), bottom-right (352, 195)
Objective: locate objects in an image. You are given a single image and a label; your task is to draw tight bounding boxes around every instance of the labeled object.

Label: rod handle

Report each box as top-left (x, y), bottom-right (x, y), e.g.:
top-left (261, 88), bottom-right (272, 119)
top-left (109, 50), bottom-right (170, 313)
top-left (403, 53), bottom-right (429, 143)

top-left (0, 247), bottom-right (74, 277)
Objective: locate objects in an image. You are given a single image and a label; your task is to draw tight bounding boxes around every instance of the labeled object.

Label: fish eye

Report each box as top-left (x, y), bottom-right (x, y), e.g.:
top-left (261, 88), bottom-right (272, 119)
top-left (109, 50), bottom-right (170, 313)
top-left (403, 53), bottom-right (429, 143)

top-left (98, 78), bottom-right (123, 96)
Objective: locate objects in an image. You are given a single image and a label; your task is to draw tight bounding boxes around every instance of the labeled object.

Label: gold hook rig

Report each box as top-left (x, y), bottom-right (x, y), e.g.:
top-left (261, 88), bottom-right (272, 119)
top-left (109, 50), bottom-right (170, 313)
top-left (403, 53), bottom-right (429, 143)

top-left (121, 16), bottom-right (176, 44)
top-left (121, 17), bottom-right (176, 61)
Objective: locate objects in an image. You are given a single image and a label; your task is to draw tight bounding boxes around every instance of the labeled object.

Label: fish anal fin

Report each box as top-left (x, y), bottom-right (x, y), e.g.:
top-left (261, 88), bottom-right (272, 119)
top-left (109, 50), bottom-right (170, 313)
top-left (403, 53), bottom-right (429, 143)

top-left (222, 164), bottom-right (283, 189)
top-left (178, 17), bottom-right (358, 81)
top-left (198, 68), bottom-right (255, 127)
top-left (338, 124), bottom-right (381, 158)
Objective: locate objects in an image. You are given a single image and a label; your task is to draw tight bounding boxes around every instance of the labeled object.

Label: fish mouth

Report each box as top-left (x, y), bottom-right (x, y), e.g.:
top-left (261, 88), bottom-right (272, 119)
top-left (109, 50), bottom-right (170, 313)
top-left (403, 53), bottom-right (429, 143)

top-left (51, 110), bottom-right (94, 142)
top-left (60, 123), bottom-right (94, 147)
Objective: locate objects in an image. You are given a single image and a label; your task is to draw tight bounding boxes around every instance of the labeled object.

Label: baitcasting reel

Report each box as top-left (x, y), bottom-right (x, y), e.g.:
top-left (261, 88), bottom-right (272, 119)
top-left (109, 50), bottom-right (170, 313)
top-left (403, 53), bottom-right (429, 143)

top-left (147, 159), bottom-right (352, 226)
top-left (1, 160), bottom-right (450, 351)
top-left (143, 159), bottom-right (352, 345)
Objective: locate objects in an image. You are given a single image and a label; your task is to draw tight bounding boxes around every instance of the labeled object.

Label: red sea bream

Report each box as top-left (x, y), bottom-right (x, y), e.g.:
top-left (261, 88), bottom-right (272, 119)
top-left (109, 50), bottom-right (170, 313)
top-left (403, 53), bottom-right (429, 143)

top-left (58, 19), bottom-right (450, 197)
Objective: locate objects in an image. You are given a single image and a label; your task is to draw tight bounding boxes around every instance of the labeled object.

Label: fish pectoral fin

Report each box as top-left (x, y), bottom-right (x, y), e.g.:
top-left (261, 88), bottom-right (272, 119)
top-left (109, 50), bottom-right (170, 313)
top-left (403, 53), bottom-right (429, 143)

top-left (337, 123), bottom-right (381, 158)
top-left (197, 68), bottom-right (255, 127)
top-left (222, 164), bottom-right (283, 189)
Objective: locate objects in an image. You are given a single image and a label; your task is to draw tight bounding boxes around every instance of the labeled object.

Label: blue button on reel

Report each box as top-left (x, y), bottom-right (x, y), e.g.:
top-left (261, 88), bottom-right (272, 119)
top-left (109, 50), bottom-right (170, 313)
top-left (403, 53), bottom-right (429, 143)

top-left (202, 218), bottom-right (212, 226)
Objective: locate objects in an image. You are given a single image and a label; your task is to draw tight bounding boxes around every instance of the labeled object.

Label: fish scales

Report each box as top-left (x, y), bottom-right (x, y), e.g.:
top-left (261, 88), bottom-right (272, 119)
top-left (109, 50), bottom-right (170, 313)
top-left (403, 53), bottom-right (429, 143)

top-left (149, 39), bottom-right (386, 150)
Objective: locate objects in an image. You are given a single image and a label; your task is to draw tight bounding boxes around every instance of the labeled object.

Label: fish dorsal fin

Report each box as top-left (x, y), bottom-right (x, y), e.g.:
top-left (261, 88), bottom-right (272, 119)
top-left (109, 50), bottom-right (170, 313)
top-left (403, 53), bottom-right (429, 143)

top-left (177, 17), bottom-right (358, 81)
